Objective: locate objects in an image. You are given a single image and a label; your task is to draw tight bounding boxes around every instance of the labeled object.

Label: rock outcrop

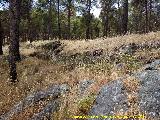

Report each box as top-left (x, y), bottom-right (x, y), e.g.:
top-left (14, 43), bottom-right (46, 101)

top-left (0, 84), bottom-right (70, 120)
top-left (89, 59), bottom-right (160, 120)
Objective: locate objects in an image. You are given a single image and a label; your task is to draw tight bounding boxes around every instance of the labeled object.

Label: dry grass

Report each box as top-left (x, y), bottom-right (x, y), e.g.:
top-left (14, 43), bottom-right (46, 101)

top-left (121, 76), bottom-right (146, 120)
top-left (61, 31), bottom-right (160, 54)
top-left (0, 31), bottom-right (160, 119)
top-left (123, 76), bottom-right (140, 93)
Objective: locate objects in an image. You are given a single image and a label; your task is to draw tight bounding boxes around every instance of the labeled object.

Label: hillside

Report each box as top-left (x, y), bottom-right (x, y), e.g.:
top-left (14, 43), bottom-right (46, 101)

top-left (0, 32), bottom-right (160, 120)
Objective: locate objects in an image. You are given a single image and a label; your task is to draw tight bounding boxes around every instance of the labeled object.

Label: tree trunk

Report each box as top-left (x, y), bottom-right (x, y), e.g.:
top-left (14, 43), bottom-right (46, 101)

top-left (145, 0), bottom-right (149, 33)
top-left (86, 0), bottom-right (91, 39)
top-left (28, 15), bottom-right (33, 43)
top-left (28, 0), bottom-right (33, 43)
top-left (101, 0), bottom-right (111, 37)
top-left (67, 0), bottom-right (71, 39)
top-left (122, 0), bottom-right (128, 34)
top-left (9, 0), bottom-right (21, 82)
top-left (149, 0), bottom-right (152, 31)
top-left (117, 0), bottom-right (122, 35)
top-left (57, 0), bottom-right (61, 39)
top-left (9, 0), bottom-right (21, 61)
top-left (138, 3), bottom-right (143, 33)
top-left (48, 0), bottom-right (52, 40)
top-left (0, 19), bottom-right (3, 55)
top-left (104, 15), bottom-right (109, 37)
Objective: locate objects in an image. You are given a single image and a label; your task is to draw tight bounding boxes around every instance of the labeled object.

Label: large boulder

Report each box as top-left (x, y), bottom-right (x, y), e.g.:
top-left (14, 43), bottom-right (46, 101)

top-left (89, 79), bottom-right (129, 120)
top-left (135, 69), bottom-right (160, 119)
top-left (0, 84), bottom-right (70, 120)
top-left (89, 59), bottom-right (160, 120)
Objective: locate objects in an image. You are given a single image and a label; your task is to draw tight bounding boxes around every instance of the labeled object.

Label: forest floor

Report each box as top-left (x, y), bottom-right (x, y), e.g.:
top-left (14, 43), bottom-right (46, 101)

top-left (0, 31), bottom-right (160, 120)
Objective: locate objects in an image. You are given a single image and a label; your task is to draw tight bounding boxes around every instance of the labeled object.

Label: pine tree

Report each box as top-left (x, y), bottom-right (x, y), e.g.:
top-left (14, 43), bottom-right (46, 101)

top-left (9, 0), bottom-right (22, 82)
top-left (122, 0), bottom-right (128, 34)
top-left (0, 19), bottom-right (3, 55)
top-left (57, 0), bottom-right (61, 39)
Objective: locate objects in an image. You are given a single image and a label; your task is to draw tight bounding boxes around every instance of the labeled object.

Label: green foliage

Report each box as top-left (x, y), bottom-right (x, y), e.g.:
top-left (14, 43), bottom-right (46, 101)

top-left (119, 54), bottom-right (142, 72)
top-left (78, 95), bottom-right (96, 115)
top-left (0, 0), bottom-right (160, 40)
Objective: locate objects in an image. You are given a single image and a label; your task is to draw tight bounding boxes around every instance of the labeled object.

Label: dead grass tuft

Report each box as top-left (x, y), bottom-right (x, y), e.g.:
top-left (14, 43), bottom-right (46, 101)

top-left (123, 76), bottom-right (140, 93)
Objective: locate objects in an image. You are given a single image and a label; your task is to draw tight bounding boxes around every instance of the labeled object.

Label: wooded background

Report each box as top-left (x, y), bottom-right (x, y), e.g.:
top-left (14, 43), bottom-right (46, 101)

top-left (0, 0), bottom-right (160, 82)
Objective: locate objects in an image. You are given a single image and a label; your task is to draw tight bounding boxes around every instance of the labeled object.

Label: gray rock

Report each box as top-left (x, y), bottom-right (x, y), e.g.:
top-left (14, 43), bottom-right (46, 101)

top-left (89, 80), bottom-right (128, 120)
top-left (29, 51), bottom-right (50, 60)
top-left (0, 84), bottom-right (70, 120)
top-left (79, 80), bottom-right (95, 95)
top-left (143, 59), bottom-right (160, 70)
top-left (136, 70), bottom-right (160, 119)
top-left (119, 43), bottom-right (137, 55)
top-left (84, 49), bottom-right (104, 58)
top-left (114, 63), bottom-right (126, 71)
top-left (92, 49), bottom-right (103, 57)
top-left (30, 100), bottom-right (60, 120)
top-left (138, 40), bottom-right (160, 50)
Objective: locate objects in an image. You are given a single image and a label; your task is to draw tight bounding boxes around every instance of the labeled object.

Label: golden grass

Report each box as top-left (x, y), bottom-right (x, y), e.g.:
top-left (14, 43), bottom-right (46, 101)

top-left (61, 31), bottom-right (160, 54)
top-left (0, 31), bottom-right (160, 119)
top-left (123, 76), bottom-right (140, 93)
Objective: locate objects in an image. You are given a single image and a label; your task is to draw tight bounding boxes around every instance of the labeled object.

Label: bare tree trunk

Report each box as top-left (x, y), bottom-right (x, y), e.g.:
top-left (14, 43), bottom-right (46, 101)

top-left (0, 19), bottom-right (3, 55)
top-left (48, 0), bottom-right (52, 40)
top-left (67, 0), bottom-right (71, 39)
top-left (122, 0), bottom-right (128, 34)
top-left (57, 0), bottom-right (61, 39)
top-left (117, 0), bottom-right (122, 35)
top-left (9, 0), bottom-right (21, 61)
top-left (27, 0), bottom-right (33, 43)
top-left (9, 0), bottom-right (21, 82)
top-left (28, 15), bottom-right (33, 43)
top-left (138, 3), bottom-right (143, 33)
top-left (101, 0), bottom-right (112, 37)
top-left (86, 0), bottom-right (91, 39)
top-left (102, 14), bottom-right (109, 37)
top-left (149, 0), bottom-right (152, 31)
top-left (145, 0), bottom-right (149, 33)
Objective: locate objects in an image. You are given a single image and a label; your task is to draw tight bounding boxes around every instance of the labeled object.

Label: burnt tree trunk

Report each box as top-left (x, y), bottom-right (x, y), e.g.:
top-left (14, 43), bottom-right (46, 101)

top-left (9, 0), bottom-right (22, 82)
top-left (0, 19), bottom-right (3, 55)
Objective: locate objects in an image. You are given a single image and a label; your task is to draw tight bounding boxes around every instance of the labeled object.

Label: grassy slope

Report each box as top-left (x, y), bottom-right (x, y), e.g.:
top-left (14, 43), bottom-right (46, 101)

top-left (0, 31), bottom-right (160, 119)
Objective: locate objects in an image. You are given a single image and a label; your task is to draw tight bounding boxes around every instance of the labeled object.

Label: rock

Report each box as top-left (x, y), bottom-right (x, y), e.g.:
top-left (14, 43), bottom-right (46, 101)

top-left (49, 41), bottom-right (64, 61)
top-left (138, 40), bottom-right (160, 50)
top-left (79, 80), bottom-right (95, 95)
top-left (29, 51), bottom-right (50, 60)
top-left (135, 70), bottom-right (160, 119)
top-left (52, 41), bottom-right (61, 51)
top-left (143, 59), bottom-right (160, 70)
top-left (40, 41), bottom-right (63, 61)
top-left (26, 43), bottom-right (35, 49)
top-left (119, 43), bottom-right (137, 55)
top-left (89, 80), bottom-right (128, 120)
top-left (93, 49), bottom-right (103, 57)
top-left (41, 41), bottom-right (61, 51)
top-left (84, 49), bottom-right (104, 58)
top-left (0, 84), bottom-right (70, 120)
top-left (30, 100), bottom-right (60, 120)
top-left (114, 63), bottom-right (126, 71)
top-left (89, 66), bottom-right (160, 120)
